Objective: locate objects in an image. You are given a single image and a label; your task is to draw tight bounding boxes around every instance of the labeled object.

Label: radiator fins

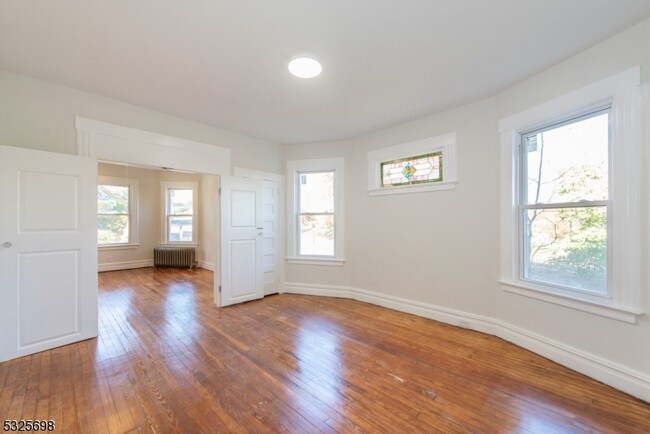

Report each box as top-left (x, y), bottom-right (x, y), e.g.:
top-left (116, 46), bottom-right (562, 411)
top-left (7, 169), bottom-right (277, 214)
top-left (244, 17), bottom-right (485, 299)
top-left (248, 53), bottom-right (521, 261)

top-left (153, 247), bottom-right (196, 269)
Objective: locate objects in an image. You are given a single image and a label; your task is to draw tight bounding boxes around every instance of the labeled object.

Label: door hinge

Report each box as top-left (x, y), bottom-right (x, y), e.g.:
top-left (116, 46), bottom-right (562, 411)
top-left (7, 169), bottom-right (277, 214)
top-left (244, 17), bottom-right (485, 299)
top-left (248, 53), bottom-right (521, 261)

top-left (218, 187), bottom-right (221, 195)
top-left (219, 285), bottom-right (222, 293)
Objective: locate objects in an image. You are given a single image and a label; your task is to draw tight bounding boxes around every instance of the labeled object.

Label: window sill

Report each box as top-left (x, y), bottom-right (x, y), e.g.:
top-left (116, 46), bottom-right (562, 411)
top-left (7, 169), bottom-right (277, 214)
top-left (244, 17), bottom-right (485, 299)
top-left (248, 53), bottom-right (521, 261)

top-left (287, 257), bottom-right (346, 266)
top-left (98, 243), bottom-right (140, 250)
top-left (499, 279), bottom-right (643, 324)
top-left (160, 242), bottom-right (199, 247)
top-left (368, 180), bottom-right (457, 196)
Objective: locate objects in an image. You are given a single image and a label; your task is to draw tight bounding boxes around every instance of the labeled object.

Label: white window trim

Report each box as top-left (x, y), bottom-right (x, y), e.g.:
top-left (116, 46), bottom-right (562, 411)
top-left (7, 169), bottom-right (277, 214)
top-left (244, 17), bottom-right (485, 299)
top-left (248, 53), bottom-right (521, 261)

top-left (367, 133), bottom-right (457, 196)
top-left (498, 66), bottom-right (644, 323)
top-left (97, 175), bottom-right (139, 249)
top-left (161, 181), bottom-right (199, 245)
top-left (286, 158), bottom-right (345, 265)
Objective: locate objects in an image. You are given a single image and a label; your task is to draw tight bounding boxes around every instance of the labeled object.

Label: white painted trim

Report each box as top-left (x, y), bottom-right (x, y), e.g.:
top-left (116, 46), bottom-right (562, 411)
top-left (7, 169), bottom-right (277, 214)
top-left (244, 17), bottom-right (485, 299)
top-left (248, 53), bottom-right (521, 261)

top-left (367, 181), bottom-right (457, 196)
top-left (500, 280), bottom-right (642, 323)
top-left (234, 167), bottom-right (284, 182)
top-left (284, 281), bottom-right (650, 403)
top-left (98, 259), bottom-right (153, 272)
top-left (76, 117), bottom-right (231, 176)
top-left (286, 257), bottom-right (345, 266)
top-left (498, 66), bottom-right (641, 132)
top-left (198, 261), bottom-right (214, 271)
top-left (98, 244), bottom-right (140, 251)
top-left (367, 133), bottom-right (457, 195)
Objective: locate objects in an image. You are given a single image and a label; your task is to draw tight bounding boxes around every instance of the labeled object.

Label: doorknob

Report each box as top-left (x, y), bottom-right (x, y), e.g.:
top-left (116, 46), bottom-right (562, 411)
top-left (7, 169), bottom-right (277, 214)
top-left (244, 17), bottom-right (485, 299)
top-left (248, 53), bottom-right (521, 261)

top-left (2, 241), bottom-right (12, 248)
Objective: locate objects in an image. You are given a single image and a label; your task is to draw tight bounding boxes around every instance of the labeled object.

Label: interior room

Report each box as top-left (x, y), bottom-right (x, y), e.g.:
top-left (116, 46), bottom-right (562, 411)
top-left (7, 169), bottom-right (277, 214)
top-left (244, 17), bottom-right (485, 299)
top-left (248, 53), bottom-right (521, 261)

top-left (1, 1), bottom-right (650, 432)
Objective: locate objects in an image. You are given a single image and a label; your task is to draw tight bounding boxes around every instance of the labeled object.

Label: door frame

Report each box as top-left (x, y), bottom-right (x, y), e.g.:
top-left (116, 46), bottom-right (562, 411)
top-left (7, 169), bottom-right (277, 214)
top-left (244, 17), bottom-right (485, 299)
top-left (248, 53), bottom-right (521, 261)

top-left (76, 117), bottom-right (231, 304)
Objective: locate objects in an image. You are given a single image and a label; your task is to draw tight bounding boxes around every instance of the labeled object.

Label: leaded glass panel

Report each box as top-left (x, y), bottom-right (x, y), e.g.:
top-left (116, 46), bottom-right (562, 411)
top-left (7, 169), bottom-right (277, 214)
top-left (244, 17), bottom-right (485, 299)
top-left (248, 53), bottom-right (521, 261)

top-left (381, 152), bottom-right (443, 187)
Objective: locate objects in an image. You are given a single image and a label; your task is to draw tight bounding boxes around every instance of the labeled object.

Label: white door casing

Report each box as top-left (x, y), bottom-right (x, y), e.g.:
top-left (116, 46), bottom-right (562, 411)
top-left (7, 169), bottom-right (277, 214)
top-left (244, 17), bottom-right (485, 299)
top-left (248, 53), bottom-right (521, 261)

top-left (220, 177), bottom-right (264, 306)
top-left (0, 146), bottom-right (97, 362)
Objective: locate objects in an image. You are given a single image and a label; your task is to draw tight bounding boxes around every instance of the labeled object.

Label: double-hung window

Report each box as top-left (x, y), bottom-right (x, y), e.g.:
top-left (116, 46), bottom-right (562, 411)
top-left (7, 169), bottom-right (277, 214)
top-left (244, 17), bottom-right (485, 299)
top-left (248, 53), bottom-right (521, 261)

top-left (97, 176), bottom-right (138, 246)
top-left (287, 158), bottom-right (344, 265)
top-left (298, 171), bottom-right (335, 256)
top-left (520, 108), bottom-right (610, 294)
top-left (162, 182), bottom-right (198, 244)
top-left (499, 67), bottom-right (643, 323)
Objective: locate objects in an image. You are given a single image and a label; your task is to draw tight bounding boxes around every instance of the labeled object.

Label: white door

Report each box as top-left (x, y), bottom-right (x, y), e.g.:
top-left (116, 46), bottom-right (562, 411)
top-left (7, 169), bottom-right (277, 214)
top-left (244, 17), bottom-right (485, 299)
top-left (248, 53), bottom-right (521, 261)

top-left (261, 180), bottom-right (281, 295)
top-left (0, 146), bottom-right (97, 363)
top-left (220, 177), bottom-right (263, 306)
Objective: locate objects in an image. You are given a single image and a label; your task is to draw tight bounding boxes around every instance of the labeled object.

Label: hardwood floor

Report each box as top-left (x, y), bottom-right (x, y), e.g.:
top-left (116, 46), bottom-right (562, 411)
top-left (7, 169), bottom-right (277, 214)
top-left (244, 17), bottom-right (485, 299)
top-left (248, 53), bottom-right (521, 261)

top-left (1, 268), bottom-right (649, 433)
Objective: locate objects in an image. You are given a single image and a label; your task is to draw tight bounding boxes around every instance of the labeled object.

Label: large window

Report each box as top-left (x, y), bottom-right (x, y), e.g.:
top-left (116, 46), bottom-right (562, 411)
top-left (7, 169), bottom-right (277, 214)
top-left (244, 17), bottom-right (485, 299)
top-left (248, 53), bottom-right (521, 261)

top-left (97, 176), bottom-right (138, 246)
top-left (163, 182), bottom-right (198, 243)
top-left (498, 67), bottom-right (643, 323)
top-left (287, 158), bottom-right (344, 265)
top-left (520, 108), bottom-right (609, 294)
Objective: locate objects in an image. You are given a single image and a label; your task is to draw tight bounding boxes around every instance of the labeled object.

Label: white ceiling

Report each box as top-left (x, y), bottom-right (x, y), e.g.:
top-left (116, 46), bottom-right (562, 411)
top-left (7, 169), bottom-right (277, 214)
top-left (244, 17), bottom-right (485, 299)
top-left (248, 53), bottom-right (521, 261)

top-left (1, 1), bottom-right (650, 145)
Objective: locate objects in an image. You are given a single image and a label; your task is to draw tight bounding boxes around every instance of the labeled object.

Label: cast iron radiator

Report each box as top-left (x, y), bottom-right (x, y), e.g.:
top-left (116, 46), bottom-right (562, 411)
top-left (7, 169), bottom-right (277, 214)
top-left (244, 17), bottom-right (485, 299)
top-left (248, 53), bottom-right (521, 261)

top-left (153, 247), bottom-right (196, 269)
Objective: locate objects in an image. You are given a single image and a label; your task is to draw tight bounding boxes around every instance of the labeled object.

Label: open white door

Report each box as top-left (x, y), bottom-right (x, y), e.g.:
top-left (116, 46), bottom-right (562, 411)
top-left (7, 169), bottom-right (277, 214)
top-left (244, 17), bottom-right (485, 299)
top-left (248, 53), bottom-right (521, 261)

top-left (0, 146), bottom-right (97, 362)
top-left (220, 177), bottom-right (264, 306)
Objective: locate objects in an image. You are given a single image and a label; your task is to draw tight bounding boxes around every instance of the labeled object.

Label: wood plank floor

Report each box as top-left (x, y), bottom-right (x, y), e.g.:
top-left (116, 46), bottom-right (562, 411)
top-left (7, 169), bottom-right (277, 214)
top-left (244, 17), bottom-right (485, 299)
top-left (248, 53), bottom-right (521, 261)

top-left (1, 268), bottom-right (649, 433)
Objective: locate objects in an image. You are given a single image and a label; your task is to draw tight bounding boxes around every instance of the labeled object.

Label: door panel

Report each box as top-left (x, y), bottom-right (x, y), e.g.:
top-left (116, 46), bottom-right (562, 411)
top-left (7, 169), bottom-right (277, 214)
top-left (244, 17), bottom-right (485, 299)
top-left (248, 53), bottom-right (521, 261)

top-left (220, 177), bottom-right (263, 306)
top-left (261, 180), bottom-right (280, 295)
top-left (19, 251), bottom-right (79, 346)
top-left (229, 240), bottom-right (258, 299)
top-left (0, 146), bottom-right (97, 362)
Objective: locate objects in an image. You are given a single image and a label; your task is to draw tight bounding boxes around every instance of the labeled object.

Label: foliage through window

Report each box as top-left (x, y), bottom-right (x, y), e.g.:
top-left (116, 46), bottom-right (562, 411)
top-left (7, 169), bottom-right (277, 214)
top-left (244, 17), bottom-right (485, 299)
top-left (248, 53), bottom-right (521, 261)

top-left (97, 184), bottom-right (130, 245)
top-left (298, 171), bottom-right (335, 256)
top-left (520, 108), bottom-right (609, 294)
top-left (166, 188), bottom-right (195, 242)
top-left (381, 152), bottom-right (442, 187)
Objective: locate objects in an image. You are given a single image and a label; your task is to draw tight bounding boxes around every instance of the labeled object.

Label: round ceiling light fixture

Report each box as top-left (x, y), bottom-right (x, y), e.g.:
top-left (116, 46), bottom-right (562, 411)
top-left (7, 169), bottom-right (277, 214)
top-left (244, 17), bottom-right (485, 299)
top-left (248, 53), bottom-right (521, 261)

top-left (288, 56), bottom-right (322, 78)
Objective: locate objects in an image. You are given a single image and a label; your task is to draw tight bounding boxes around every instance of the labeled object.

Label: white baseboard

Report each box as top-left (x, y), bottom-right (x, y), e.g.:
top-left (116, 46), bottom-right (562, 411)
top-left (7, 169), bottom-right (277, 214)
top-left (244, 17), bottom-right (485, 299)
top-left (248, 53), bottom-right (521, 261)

top-left (283, 282), bottom-right (650, 403)
top-left (198, 261), bottom-right (214, 271)
top-left (98, 259), bottom-right (153, 272)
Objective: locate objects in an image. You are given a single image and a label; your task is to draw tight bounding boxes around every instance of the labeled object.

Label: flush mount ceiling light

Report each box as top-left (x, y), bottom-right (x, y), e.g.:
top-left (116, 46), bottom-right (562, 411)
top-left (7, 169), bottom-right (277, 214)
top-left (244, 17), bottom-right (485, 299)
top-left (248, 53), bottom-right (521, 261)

top-left (288, 57), bottom-right (322, 78)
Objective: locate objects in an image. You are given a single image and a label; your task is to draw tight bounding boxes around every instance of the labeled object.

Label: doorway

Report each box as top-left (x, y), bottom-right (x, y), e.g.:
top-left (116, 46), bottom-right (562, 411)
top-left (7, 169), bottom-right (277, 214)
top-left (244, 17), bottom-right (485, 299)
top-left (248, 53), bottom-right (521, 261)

top-left (77, 116), bottom-right (267, 306)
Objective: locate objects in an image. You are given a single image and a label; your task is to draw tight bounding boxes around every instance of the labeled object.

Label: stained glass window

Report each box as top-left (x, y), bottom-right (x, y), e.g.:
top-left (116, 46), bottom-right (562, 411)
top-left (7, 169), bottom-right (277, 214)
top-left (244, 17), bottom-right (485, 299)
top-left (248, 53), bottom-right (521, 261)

top-left (380, 152), bottom-right (443, 187)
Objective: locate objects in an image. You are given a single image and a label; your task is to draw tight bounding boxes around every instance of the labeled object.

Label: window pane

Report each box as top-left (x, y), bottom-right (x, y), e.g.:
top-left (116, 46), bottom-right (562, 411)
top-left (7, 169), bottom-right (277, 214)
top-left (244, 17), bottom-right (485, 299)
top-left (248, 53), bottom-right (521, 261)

top-left (524, 113), bottom-right (608, 204)
top-left (98, 215), bottom-right (129, 244)
top-left (299, 214), bottom-right (334, 256)
top-left (381, 152), bottom-right (442, 187)
top-left (169, 189), bottom-right (193, 215)
top-left (168, 216), bottom-right (193, 241)
top-left (97, 185), bottom-right (129, 213)
top-left (523, 207), bottom-right (607, 293)
top-left (299, 172), bottom-right (334, 213)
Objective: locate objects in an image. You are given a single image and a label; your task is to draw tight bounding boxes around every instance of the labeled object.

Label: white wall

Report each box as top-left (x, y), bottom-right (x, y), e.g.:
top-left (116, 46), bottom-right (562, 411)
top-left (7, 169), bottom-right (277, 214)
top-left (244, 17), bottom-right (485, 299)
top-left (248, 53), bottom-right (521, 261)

top-left (283, 18), bottom-right (650, 399)
top-left (0, 70), bottom-right (282, 173)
